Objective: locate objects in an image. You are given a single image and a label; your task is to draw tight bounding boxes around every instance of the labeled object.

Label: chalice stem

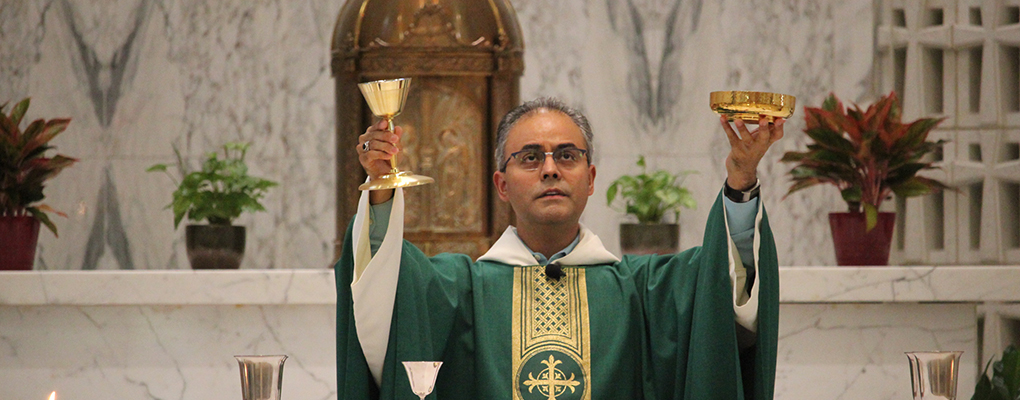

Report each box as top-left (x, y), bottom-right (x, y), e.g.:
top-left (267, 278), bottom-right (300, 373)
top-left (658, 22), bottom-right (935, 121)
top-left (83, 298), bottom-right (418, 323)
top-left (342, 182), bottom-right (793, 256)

top-left (384, 117), bottom-right (399, 173)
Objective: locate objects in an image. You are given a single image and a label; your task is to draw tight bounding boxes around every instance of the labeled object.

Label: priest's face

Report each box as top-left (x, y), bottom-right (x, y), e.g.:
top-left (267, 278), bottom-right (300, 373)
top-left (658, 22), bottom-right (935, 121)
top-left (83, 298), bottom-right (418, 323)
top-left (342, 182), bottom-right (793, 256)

top-left (493, 109), bottom-right (596, 229)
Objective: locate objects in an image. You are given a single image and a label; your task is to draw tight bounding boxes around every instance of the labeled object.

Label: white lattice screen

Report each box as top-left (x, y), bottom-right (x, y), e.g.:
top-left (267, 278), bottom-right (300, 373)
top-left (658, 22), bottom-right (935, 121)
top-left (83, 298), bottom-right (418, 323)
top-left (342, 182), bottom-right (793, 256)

top-left (877, 0), bottom-right (1020, 265)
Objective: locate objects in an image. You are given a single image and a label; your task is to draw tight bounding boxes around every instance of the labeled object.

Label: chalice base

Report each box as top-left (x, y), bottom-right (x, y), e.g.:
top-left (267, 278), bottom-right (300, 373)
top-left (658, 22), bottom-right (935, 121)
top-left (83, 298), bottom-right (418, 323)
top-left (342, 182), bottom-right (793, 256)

top-left (359, 171), bottom-right (435, 191)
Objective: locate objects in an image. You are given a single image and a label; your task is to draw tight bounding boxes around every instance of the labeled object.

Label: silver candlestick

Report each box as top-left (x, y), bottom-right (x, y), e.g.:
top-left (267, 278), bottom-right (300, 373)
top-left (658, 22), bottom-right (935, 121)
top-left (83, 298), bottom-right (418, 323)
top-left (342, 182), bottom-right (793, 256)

top-left (906, 351), bottom-right (963, 400)
top-left (236, 355), bottom-right (288, 400)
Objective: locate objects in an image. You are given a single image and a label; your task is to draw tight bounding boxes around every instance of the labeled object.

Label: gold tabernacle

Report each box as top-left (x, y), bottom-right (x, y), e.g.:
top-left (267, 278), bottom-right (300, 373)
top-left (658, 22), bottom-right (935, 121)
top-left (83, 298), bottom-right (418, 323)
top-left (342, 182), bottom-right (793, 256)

top-left (357, 78), bottom-right (435, 191)
top-left (709, 91), bottom-right (796, 123)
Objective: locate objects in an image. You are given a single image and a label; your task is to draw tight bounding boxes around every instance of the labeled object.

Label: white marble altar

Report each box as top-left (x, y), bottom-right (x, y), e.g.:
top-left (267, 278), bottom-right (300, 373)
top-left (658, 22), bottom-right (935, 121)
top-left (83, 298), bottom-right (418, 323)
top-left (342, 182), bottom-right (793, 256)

top-left (2, 266), bottom-right (1018, 400)
top-left (0, 270), bottom-right (337, 400)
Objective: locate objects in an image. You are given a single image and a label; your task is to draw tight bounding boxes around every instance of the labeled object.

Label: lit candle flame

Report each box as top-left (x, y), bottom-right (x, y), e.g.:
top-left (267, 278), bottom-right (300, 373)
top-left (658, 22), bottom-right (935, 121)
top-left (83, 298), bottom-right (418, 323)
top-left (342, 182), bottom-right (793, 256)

top-left (49, 392), bottom-right (56, 400)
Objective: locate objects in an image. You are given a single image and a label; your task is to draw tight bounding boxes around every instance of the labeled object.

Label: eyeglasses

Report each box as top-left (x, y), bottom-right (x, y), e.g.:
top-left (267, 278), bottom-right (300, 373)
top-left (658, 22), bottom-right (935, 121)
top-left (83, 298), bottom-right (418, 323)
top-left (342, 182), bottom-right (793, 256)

top-left (504, 147), bottom-right (588, 171)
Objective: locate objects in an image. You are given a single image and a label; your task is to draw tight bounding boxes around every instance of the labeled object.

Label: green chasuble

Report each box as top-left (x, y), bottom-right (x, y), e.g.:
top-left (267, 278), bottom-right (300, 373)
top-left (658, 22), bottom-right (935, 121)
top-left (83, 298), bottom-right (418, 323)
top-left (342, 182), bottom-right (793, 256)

top-left (335, 192), bottom-right (779, 400)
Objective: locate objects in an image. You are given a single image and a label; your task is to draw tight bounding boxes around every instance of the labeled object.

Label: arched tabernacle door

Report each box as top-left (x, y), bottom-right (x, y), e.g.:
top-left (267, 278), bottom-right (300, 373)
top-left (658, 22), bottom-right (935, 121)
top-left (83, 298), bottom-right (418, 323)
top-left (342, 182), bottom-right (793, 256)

top-left (331, 0), bottom-right (524, 259)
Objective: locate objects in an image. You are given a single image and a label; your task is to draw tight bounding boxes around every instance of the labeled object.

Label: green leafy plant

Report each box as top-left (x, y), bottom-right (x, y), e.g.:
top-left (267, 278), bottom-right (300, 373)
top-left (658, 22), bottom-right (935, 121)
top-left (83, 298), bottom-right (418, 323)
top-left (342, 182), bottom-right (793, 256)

top-left (972, 345), bottom-right (1020, 400)
top-left (0, 98), bottom-right (76, 236)
top-left (147, 142), bottom-right (277, 228)
top-left (780, 91), bottom-right (951, 231)
top-left (606, 156), bottom-right (696, 224)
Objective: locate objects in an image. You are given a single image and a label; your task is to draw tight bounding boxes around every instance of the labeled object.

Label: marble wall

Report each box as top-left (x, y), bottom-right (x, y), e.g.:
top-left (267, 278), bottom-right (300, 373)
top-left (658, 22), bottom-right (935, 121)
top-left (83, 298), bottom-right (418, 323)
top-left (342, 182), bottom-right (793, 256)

top-left (1, 304), bottom-right (337, 400)
top-left (1, 0), bottom-right (340, 270)
top-left (0, 0), bottom-right (876, 269)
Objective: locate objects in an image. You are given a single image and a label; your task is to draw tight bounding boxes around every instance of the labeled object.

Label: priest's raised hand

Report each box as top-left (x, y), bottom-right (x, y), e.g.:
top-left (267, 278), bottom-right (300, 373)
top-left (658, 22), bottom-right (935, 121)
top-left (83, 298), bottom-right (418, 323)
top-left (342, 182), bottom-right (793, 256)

top-left (357, 119), bottom-right (402, 205)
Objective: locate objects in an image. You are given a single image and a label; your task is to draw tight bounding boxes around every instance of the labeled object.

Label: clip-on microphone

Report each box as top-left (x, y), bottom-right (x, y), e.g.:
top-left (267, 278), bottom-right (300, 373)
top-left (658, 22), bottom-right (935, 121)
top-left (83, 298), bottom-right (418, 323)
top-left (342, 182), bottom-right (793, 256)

top-left (545, 263), bottom-right (566, 280)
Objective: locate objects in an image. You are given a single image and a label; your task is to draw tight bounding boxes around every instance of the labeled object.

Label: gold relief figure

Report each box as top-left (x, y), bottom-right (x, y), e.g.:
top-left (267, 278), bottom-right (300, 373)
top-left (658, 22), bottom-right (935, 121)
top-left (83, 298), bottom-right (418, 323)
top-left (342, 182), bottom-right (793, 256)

top-left (397, 124), bottom-right (426, 229)
top-left (398, 124), bottom-right (422, 173)
top-left (421, 83), bottom-right (484, 233)
top-left (435, 129), bottom-right (479, 229)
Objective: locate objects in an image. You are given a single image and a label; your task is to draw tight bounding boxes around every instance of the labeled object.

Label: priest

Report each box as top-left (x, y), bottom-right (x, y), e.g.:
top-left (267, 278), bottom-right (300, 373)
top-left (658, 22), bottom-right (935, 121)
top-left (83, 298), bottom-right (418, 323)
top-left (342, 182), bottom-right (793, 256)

top-left (335, 97), bottom-right (784, 400)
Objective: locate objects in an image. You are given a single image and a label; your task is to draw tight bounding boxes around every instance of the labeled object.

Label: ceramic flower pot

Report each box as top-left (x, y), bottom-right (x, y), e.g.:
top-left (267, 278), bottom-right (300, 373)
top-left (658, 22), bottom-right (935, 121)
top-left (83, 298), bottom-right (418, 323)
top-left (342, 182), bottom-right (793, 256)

top-left (185, 224), bottom-right (245, 269)
top-left (0, 216), bottom-right (40, 270)
top-left (620, 223), bottom-right (679, 255)
top-left (828, 212), bottom-right (896, 266)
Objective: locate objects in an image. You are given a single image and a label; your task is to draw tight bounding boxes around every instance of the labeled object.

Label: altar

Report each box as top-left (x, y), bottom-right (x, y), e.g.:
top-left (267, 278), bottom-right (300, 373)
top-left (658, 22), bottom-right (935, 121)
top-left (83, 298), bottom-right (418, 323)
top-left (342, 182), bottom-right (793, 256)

top-left (2, 266), bottom-right (1018, 400)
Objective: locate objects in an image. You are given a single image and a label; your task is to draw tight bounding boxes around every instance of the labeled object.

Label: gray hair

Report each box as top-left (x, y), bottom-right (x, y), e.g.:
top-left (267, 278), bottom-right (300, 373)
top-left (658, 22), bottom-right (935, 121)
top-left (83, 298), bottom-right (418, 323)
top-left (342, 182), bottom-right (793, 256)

top-left (495, 97), bottom-right (595, 172)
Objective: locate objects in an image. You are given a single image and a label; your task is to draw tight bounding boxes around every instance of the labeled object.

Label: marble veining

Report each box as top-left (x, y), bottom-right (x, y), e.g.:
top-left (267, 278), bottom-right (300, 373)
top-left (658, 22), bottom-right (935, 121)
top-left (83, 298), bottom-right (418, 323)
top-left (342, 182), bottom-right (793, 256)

top-left (780, 266), bottom-right (1020, 302)
top-left (0, 304), bottom-right (337, 400)
top-left (82, 167), bottom-right (134, 269)
top-left (776, 303), bottom-right (978, 400)
top-left (511, 0), bottom-right (587, 106)
top-left (61, 0), bottom-right (150, 128)
top-left (606, 0), bottom-right (701, 126)
top-left (1, 0), bottom-right (340, 269)
top-left (5, 267), bottom-right (1019, 306)
top-left (0, 270), bottom-right (336, 306)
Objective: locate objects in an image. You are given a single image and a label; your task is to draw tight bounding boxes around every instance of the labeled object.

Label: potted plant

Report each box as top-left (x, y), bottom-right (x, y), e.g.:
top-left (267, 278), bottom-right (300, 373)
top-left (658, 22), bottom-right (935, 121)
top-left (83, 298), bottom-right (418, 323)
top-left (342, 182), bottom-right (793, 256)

top-left (607, 156), bottom-right (697, 255)
top-left (0, 98), bottom-right (76, 271)
top-left (148, 142), bottom-right (277, 269)
top-left (780, 91), bottom-right (950, 266)
top-left (972, 345), bottom-right (1020, 400)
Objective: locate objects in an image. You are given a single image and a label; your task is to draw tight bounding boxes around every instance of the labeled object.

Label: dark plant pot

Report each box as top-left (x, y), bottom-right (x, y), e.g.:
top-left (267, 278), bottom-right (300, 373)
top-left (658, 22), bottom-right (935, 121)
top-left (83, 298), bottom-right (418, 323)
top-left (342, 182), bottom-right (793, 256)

top-left (620, 223), bottom-right (679, 255)
top-left (829, 212), bottom-right (896, 266)
top-left (0, 216), bottom-right (41, 271)
top-left (186, 224), bottom-right (245, 269)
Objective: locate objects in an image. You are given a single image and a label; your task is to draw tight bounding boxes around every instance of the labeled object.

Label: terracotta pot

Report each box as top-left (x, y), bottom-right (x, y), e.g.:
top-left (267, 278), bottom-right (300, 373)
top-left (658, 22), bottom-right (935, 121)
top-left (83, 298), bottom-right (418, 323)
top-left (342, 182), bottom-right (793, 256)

top-left (620, 223), bottom-right (679, 255)
top-left (186, 225), bottom-right (245, 269)
top-left (0, 216), bottom-right (41, 271)
top-left (829, 212), bottom-right (896, 266)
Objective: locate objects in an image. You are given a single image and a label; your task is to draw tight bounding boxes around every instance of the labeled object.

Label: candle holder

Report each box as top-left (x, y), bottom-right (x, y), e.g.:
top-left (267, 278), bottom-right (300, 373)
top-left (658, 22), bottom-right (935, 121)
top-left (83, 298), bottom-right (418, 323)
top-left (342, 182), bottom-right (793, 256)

top-left (236, 355), bottom-right (287, 400)
top-left (906, 351), bottom-right (963, 400)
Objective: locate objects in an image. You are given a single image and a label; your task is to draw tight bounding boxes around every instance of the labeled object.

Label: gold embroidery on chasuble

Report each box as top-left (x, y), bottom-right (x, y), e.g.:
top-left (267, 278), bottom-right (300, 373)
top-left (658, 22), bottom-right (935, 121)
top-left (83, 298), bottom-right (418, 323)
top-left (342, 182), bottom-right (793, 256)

top-left (512, 266), bottom-right (591, 400)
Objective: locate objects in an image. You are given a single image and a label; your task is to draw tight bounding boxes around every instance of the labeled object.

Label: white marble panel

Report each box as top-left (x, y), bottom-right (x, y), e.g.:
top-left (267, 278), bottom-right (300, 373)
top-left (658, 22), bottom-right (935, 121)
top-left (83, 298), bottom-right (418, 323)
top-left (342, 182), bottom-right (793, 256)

top-left (0, 270), bottom-right (336, 306)
top-left (0, 304), bottom-right (336, 400)
top-left (779, 266), bottom-right (1020, 302)
top-left (777, 303), bottom-right (978, 400)
top-left (511, 0), bottom-right (587, 104)
top-left (1, 0), bottom-right (340, 270)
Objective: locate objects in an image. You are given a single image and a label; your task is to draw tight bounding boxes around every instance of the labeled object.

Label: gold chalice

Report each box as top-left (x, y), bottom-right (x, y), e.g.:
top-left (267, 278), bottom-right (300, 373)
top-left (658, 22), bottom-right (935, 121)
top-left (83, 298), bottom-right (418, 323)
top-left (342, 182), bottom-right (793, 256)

top-left (710, 90), bottom-right (796, 123)
top-left (358, 78), bottom-right (435, 191)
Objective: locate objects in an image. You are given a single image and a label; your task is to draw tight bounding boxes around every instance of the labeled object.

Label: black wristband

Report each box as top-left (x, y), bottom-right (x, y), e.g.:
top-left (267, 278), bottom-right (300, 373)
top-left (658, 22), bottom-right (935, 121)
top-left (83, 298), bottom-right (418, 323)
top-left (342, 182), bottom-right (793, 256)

top-left (724, 179), bottom-right (760, 203)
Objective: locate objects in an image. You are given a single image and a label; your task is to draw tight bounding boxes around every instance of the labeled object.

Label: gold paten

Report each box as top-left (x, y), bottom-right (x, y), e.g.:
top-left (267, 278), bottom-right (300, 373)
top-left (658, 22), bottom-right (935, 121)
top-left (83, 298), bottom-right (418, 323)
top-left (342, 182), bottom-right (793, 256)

top-left (512, 266), bottom-right (591, 400)
top-left (357, 78), bottom-right (435, 191)
top-left (710, 90), bottom-right (796, 123)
